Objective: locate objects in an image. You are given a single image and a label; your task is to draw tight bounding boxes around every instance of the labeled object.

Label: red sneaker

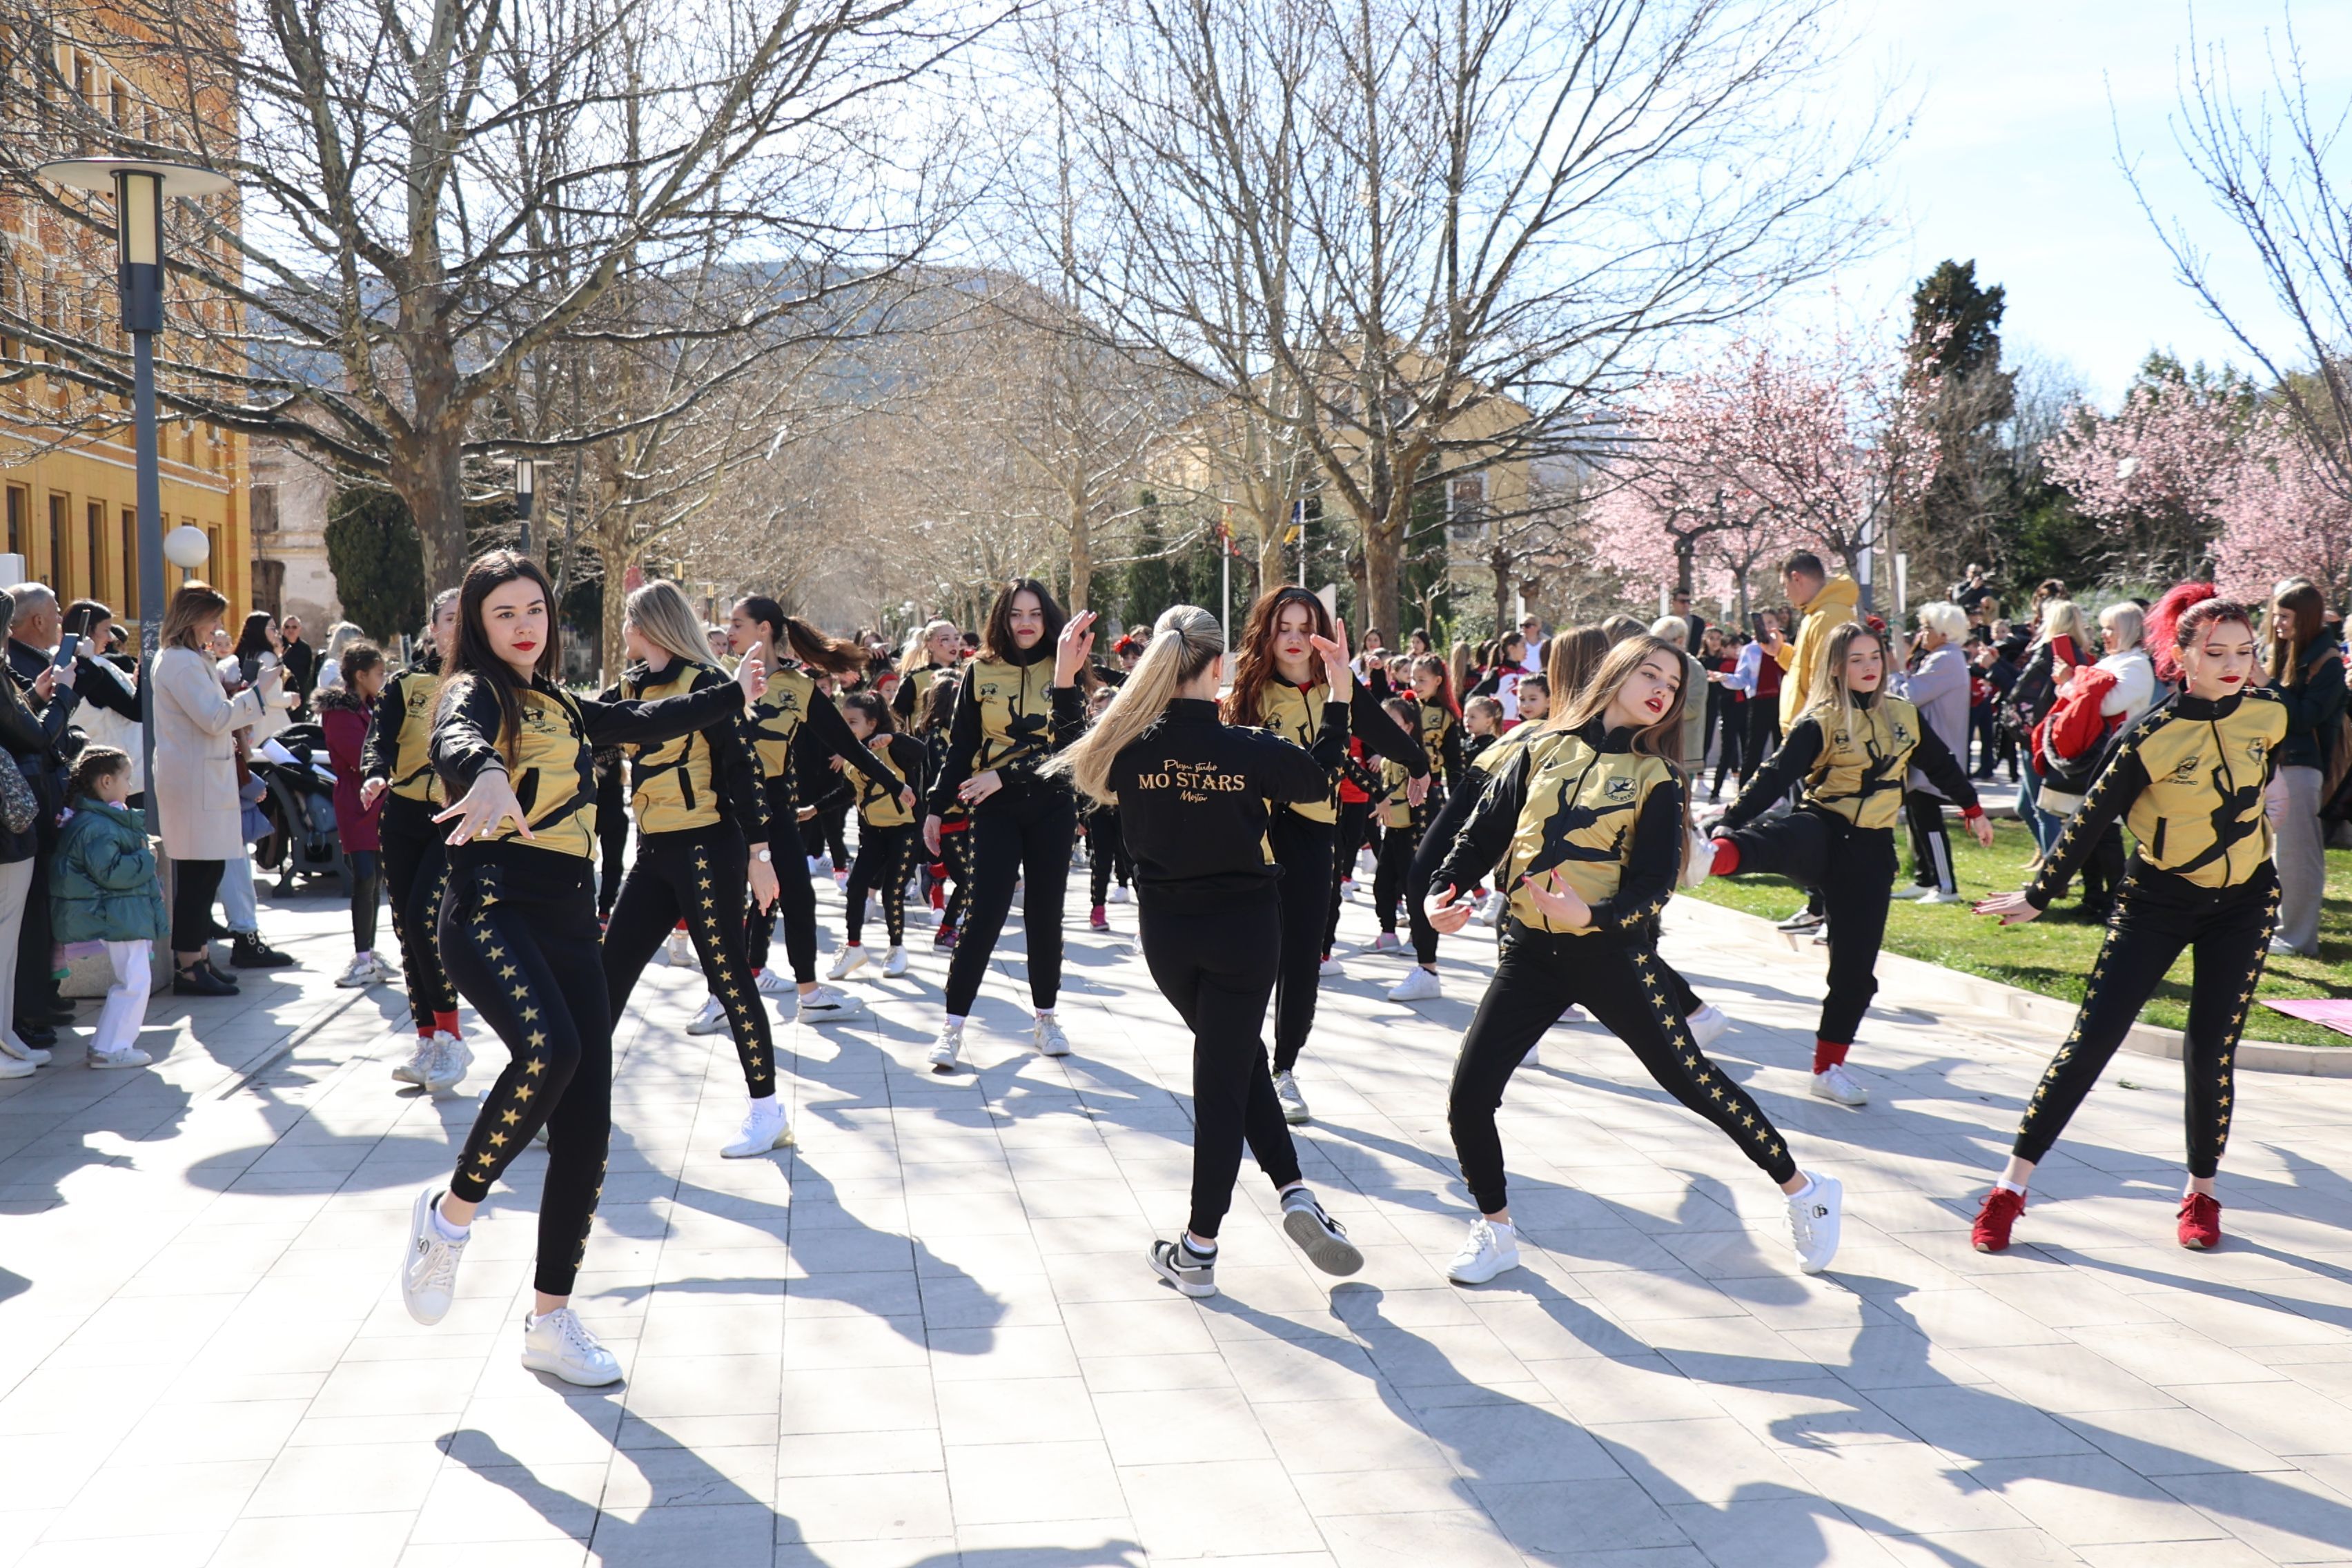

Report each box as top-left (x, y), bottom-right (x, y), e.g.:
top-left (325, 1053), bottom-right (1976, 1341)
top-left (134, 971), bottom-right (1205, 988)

top-left (1971, 1187), bottom-right (2025, 1253)
top-left (2177, 1193), bottom-right (2223, 1250)
top-left (1088, 904), bottom-right (1109, 932)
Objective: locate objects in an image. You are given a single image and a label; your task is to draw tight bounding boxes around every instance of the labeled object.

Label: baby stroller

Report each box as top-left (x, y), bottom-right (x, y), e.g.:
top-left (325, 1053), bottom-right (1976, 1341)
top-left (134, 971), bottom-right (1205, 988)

top-left (251, 725), bottom-right (347, 896)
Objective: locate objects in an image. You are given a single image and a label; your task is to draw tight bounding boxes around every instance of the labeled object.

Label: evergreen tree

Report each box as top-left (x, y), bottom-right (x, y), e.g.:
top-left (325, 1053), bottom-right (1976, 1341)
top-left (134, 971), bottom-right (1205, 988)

top-left (324, 487), bottom-right (429, 643)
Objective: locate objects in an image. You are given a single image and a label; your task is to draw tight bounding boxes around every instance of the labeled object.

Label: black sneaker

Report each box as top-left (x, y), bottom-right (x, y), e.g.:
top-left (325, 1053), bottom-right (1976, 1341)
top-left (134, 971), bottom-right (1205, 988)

top-left (230, 933), bottom-right (295, 969)
top-left (175, 963), bottom-right (239, 997)
top-left (23, 1006), bottom-right (75, 1028)
top-left (17, 1024), bottom-right (55, 1049)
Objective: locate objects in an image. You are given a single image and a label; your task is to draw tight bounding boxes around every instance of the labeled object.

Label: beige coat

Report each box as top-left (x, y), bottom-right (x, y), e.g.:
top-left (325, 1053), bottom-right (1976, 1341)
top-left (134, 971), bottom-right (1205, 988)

top-left (152, 645), bottom-right (272, 861)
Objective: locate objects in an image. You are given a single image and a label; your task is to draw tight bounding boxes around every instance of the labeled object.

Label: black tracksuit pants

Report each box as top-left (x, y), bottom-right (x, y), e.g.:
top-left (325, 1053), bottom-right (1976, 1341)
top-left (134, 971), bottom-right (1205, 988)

top-left (943, 787), bottom-right (1075, 1017)
top-left (746, 776), bottom-right (816, 987)
top-left (1903, 792), bottom-right (1957, 894)
top-left (594, 763), bottom-right (629, 920)
top-left (442, 856), bottom-right (610, 1298)
top-left (1407, 781), bottom-right (1492, 959)
top-left (605, 822), bottom-right (776, 1098)
top-left (1324, 798), bottom-right (1373, 955)
top-left (346, 850), bottom-right (382, 951)
top-left (1139, 898), bottom-right (1303, 1239)
top-left (380, 796), bottom-right (458, 1031)
top-left (1376, 799), bottom-right (1440, 963)
top-left (2013, 865), bottom-right (2277, 1178)
top-left (1087, 809), bottom-right (1133, 905)
top-left (845, 821), bottom-right (919, 948)
top-left (1267, 812), bottom-right (1335, 1075)
top-left (1450, 930), bottom-right (1798, 1215)
top-left (1719, 807), bottom-right (1892, 1046)
top-left (940, 821), bottom-right (974, 931)
top-left (1743, 703), bottom-right (1782, 790)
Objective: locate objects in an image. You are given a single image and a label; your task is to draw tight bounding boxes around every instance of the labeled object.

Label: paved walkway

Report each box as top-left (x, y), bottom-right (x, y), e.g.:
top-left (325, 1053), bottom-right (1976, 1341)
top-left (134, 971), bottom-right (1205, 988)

top-left (3, 860), bottom-right (2351, 1567)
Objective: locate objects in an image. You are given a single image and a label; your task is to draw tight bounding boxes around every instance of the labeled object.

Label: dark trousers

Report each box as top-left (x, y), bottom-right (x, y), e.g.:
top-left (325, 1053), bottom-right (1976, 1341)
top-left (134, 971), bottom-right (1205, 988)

top-left (1449, 931), bottom-right (1796, 1214)
top-left (1380, 801), bottom-right (1441, 964)
top-left (1087, 809), bottom-right (1133, 905)
top-left (802, 800), bottom-right (850, 868)
top-left (1139, 899), bottom-right (1302, 1238)
top-left (1742, 701), bottom-right (1783, 790)
top-left (604, 823), bottom-right (775, 1098)
top-left (170, 857), bottom-right (224, 954)
top-left (845, 821), bottom-right (919, 948)
top-left (1267, 811), bottom-right (1335, 1074)
top-left (15, 850), bottom-right (52, 1013)
top-left (1711, 702), bottom-right (1746, 796)
top-left (442, 859), bottom-right (609, 1297)
top-left (943, 789), bottom-right (1075, 1017)
top-left (346, 850), bottom-right (382, 951)
top-left (1406, 782), bottom-right (1486, 963)
top-left (1970, 709), bottom-right (1998, 776)
top-left (2079, 823), bottom-right (2127, 912)
top-left (2013, 866), bottom-right (2277, 1177)
top-left (940, 821), bottom-right (974, 930)
top-left (594, 764), bottom-right (629, 919)
top-left (1903, 792), bottom-right (1957, 894)
top-left (1719, 808), bottom-right (1894, 1045)
top-left (746, 776), bottom-right (817, 986)
top-left (380, 797), bottom-right (458, 1030)
top-left (1325, 797), bottom-right (1373, 954)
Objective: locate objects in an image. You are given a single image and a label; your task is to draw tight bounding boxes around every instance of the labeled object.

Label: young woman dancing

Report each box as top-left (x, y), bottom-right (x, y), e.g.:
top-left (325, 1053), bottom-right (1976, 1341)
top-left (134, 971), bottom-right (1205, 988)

top-left (1427, 635), bottom-right (1845, 1284)
top-left (915, 675), bottom-right (972, 948)
top-left (920, 580), bottom-right (1092, 1072)
top-left (1703, 621), bottom-right (1992, 1107)
top-left (397, 551), bottom-right (767, 1385)
top-left (597, 581), bottom-right (792, 1160)
top-left (1222, 587), bottom-right (1423, 1122)
top-left (827, 692), bottom-right (928, 980)
top-left (892, 618), bottom-right (963, 723)
top-left (725, 596), bottom-right (908, 1025)
top-left (360, 589), bottom-right (470, 1090)
top-left (1368, 655), bottom-right (1462, 986)
top-left (1970, 587), bottom-right (2285, 1253)
top-left (1047, 605), bottom-right (1364, 1297)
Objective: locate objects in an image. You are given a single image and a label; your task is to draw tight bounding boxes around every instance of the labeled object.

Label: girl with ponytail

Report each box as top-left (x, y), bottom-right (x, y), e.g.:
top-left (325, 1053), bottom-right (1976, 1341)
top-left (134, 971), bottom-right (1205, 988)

top-left (1047, 607), bottom-right (1366, 1299)
top-left (1971, 587), bottom-right (2286, 1255)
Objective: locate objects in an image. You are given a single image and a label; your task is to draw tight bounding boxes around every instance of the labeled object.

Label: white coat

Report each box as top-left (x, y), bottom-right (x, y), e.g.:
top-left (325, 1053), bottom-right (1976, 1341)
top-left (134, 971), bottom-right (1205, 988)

top-left (152, 645), bottom-right (273, 861)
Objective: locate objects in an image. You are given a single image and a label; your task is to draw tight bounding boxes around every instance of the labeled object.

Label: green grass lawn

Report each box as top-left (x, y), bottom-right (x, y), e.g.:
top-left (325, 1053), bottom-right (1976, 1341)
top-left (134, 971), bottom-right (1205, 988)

top-left (1685, 812), bottom-right (2352, 1049)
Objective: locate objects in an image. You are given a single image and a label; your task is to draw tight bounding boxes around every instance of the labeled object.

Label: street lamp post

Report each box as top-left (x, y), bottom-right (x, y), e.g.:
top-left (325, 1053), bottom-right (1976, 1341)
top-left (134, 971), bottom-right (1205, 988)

top-left (34, 157), bottom-right (232, 800)
top-left (513, 458), bottom-right (536, 555)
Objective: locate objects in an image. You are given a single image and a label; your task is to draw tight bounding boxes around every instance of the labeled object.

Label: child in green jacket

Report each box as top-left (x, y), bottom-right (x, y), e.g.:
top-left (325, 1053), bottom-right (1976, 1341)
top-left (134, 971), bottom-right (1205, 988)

top-left (53, 747), bottom-right (167, 1070)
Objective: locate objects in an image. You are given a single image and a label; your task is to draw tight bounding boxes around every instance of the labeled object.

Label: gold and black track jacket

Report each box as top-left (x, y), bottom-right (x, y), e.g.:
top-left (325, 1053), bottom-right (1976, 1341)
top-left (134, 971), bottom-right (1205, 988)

top-left (856, 733), bottom-right (929, 829)
top-left (925, 651), bottom-right (1085, 817)
top-left (1719, 689), bottom-right (1981, 834)
top-left (361, 663), bottom-right (445, 806)
top-left (1239, 678), bottom-right (1419, 824)
top-left (746, 663), bottom-right (907, 815)
top-left (596, 660), bottom-right (770, 842)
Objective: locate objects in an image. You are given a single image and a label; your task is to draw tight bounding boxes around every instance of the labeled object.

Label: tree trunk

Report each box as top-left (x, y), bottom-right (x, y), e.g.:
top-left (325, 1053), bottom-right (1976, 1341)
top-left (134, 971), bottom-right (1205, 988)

top-left (1255, 527), bottom-right (1286, 591)
top-left (1067, 489), bottom-right (1092, 613)
top-left (1492, 549), bottom-right (1510, 633)
top-left (1362, 502), bottom-right (1405, 649)
top-left (393, 433), bottom-right (469, 592)
top-left (598, 521), bottom-right (631, 685)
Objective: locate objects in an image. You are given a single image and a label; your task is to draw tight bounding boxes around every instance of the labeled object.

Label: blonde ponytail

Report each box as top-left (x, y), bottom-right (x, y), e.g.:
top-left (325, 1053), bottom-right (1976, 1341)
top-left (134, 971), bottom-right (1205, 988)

top-left (624, 580), bottom-right (719, 672)
top-left (1047, 605), bottom-right (1223, 805)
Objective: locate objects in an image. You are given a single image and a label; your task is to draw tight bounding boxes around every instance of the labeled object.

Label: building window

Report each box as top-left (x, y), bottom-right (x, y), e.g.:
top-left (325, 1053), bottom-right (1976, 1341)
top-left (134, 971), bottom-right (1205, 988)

top-left (120, 508), bottom-right (137, 618)
top-left (86, 500), bottom-right (106, 604)
top-left (47, 491), bottom-right (68, 587)
top-left (3, 485), bottom-right (24, 558)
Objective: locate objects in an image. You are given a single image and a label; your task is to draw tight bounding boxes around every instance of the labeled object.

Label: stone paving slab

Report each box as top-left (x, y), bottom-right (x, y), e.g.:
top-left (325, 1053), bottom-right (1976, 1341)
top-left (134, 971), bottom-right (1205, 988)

top-left (1, 859), bottom-right (2350, 1567)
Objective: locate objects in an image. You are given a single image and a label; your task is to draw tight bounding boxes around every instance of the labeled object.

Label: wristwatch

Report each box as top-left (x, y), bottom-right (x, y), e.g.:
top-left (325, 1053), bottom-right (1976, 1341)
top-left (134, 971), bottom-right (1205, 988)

top-left (754, 849), bottom-right (772, 864)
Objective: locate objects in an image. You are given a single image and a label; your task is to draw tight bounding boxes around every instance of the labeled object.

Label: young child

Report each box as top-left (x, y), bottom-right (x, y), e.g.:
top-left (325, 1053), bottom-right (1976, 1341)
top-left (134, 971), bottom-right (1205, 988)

top-left (826, 691), bottom-right (930, 979)
top-left (917, 674), bottom-right (970, 950)
top-left (1462, 694), bottom-right (1505, 767)
top-left (319, 643), bottom-right (398, 990)
top-left (1369, 697), bottom-right (1422, 953)
top-left (52, 746), bottom-right (166, 1070)
top-left (1082, 683), bottom-right (1133, 930)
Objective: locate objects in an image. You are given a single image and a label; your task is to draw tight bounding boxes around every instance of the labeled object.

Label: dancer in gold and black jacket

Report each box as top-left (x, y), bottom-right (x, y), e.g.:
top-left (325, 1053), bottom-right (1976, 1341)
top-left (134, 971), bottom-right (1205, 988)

top-left (920, 578), bottom-right (1090, 1071)
top-left (1426, 634), bottom-right (1844, 1286)
top-left (598, 581), bottom-right (792, 1161)
top-left (1222, 587), bottom-right (1424, 1123)
top-left (826, 691), bottom-right (929, 978)
top-left (1046, 605), bottom-right (1364, 1299)
top-left (726, 596), bottom-right (910, 1026)
top-left (1703, 620), bottom-right (1992, 1108)
top-left (394, 551), bottom-right (766, 1389)
top-left (1971, 585), bottom-right (2285, 1255)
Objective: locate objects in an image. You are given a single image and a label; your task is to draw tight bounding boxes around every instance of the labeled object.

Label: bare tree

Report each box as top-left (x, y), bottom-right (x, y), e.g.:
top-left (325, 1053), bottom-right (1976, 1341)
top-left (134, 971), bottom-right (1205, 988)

top-left (0, 0), bottom-right (991, 582)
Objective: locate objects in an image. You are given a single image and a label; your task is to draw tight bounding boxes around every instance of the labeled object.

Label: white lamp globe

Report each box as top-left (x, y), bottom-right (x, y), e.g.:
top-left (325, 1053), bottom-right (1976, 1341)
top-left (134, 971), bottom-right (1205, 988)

top-left (164, 525), bottom-right (210, 569)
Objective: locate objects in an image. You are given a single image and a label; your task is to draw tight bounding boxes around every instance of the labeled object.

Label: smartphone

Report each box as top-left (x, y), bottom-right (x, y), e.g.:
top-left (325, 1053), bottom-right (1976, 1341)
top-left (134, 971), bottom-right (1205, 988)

top-left (238, 651), bottom-right (262, 687)
top-left (61, 606), bottom-right (92, 642)
top-left (51, 633), bottom-right (79, 669)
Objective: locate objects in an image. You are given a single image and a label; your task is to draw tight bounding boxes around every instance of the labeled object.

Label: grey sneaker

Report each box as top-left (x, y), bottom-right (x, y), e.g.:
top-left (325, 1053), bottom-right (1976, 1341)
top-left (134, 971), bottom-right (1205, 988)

top-left (1272, 1070), bottom-right (1310, 1125)
top-left (1280, 1189), bottom-right (1364, 1277)
top-left (1148, 1238), bottom-right (1217, 1299)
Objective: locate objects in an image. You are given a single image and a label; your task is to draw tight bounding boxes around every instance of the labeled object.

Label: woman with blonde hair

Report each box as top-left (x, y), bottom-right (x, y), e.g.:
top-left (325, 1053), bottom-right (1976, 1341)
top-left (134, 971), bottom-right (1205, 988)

top-left (1047, 605), bottom-right (1364, 1298)
top-left (892, 618), bottom-right (962, 722)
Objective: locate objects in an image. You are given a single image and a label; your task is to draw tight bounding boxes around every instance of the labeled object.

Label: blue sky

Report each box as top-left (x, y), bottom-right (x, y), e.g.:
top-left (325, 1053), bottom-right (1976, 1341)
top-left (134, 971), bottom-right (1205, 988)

top-left (1828, 0), bottom-right (2352, 406)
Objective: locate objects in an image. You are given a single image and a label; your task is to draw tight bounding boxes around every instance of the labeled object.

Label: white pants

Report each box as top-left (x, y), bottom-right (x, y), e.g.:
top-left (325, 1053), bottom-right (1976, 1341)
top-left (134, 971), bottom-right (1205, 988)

top-left (0, 858), bottom-right (32, 1053)
top-left (2268, 765), bottom-right (2326, 955)
top-left (95, 942), bottom-right (153, 1058)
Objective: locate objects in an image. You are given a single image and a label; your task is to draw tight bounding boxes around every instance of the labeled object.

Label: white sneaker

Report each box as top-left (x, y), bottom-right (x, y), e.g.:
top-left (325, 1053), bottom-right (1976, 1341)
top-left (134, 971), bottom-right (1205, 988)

top-left (520, 1306), bottom-right (623, 1386)
top-left (721, 1099), bottom-right (793, 1158)
top-left (398, 1186), bottom-right (467, 1325)
top-left (795, 986), bottom-right (867, 1026)
top-left (1388, 966), bottom-right (1441, 1003)
top-left (1890, 883), bottom-right (1936, 901)
top-left (1919, 890), bottom-right (1965, 905)
top-left (369, 953), bottom-right (402, 985)
top-left (422, 1036), bottom-right (466, 1091)
top-left (685, 996), bottom-right (729, 1036)
top-left (335, 952), bottom-right (378, 988)
top-left (1787, 1173), bottom-right (1844, 1274)
top-left (882, 946), bottom-right (909, 978)
top-left (2268, 936), bottom-right (2301, 957)
top-left (1447, 1217), bottom-right (1520, 1284)
top-left (806, 855), bottom-right (828, 876)
top-left (664, 930), bottom-right (693, 967)
top-left (827, 945), bottom-right (870, 981)
top-left (1475, 891), bottom-right (1507, 927)
top-left (391, 1036), bottom-right (435, 1085)
top-left (754, 968), bottom-right (794, 997)
top-left (1280, 1189), bottom-right (1364, 1276)
top-left (1684, 1003), bottom-right (1729, 1049)
top-left (1033, 1015), bottom-right (1072, 1057)
top-left (1370, 932), bottom-right (1401, 953)
top-left (1317, 954), bottom-right (1344, 978)
top-left (1340, 879), bottom-right (1357, 902)
top-left (0, 1053), bottom-right (34, 1079)
top-left (1273, 1069), bottom-right (1309, 1125)
top-left (1108, 885), bottom-right (1129, 904)
top-left (1811, 1063), bottom-right (1870, 1107)
top-left (0, 1030), bottom-right (48, 1066)
top-left (928, 1020), bottom-right (964, 1072)
top-left (88, 1046), bottom-right (150, 1070)
top-left (442, 1032), bottom-right (474, 1079)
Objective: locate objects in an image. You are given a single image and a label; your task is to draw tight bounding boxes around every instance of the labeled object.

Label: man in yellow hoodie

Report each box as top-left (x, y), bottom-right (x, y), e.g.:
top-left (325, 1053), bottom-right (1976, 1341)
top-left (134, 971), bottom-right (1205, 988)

top-left (1767, 551), bottom-right (1861, 733)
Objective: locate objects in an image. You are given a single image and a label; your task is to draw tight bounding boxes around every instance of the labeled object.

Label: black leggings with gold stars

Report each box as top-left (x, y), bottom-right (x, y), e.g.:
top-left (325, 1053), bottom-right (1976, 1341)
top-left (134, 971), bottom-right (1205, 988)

top-left (602, 823), bottom-right (777, 1099)
top-left (441, 855), bottom-right (611, 1298)
top-left (1448, 930), bottom-right (1798, 1215)
top-left (2012, 863), bottom-right (2277, 1179)
top-left (844, 822), bottom-right (919, 948)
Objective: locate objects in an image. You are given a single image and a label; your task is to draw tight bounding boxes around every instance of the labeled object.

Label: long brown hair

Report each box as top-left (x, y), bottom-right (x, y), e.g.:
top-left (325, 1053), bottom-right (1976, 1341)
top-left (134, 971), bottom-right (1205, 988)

top-left (1224, 585), bottom-right (1333, 726)
top-left (2266, 577), bottom-right (2327, 684)
top-left (733, 595), bottom-right (864, 679)
top-left (438, 550), bottom-right (561, 766)
top-left (979, 578), bottom-right (1066, 665)
top-left (1556, 633), bottom-right (1696, 870)
top-left (1542, 625), bottom-right (1609, 710)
